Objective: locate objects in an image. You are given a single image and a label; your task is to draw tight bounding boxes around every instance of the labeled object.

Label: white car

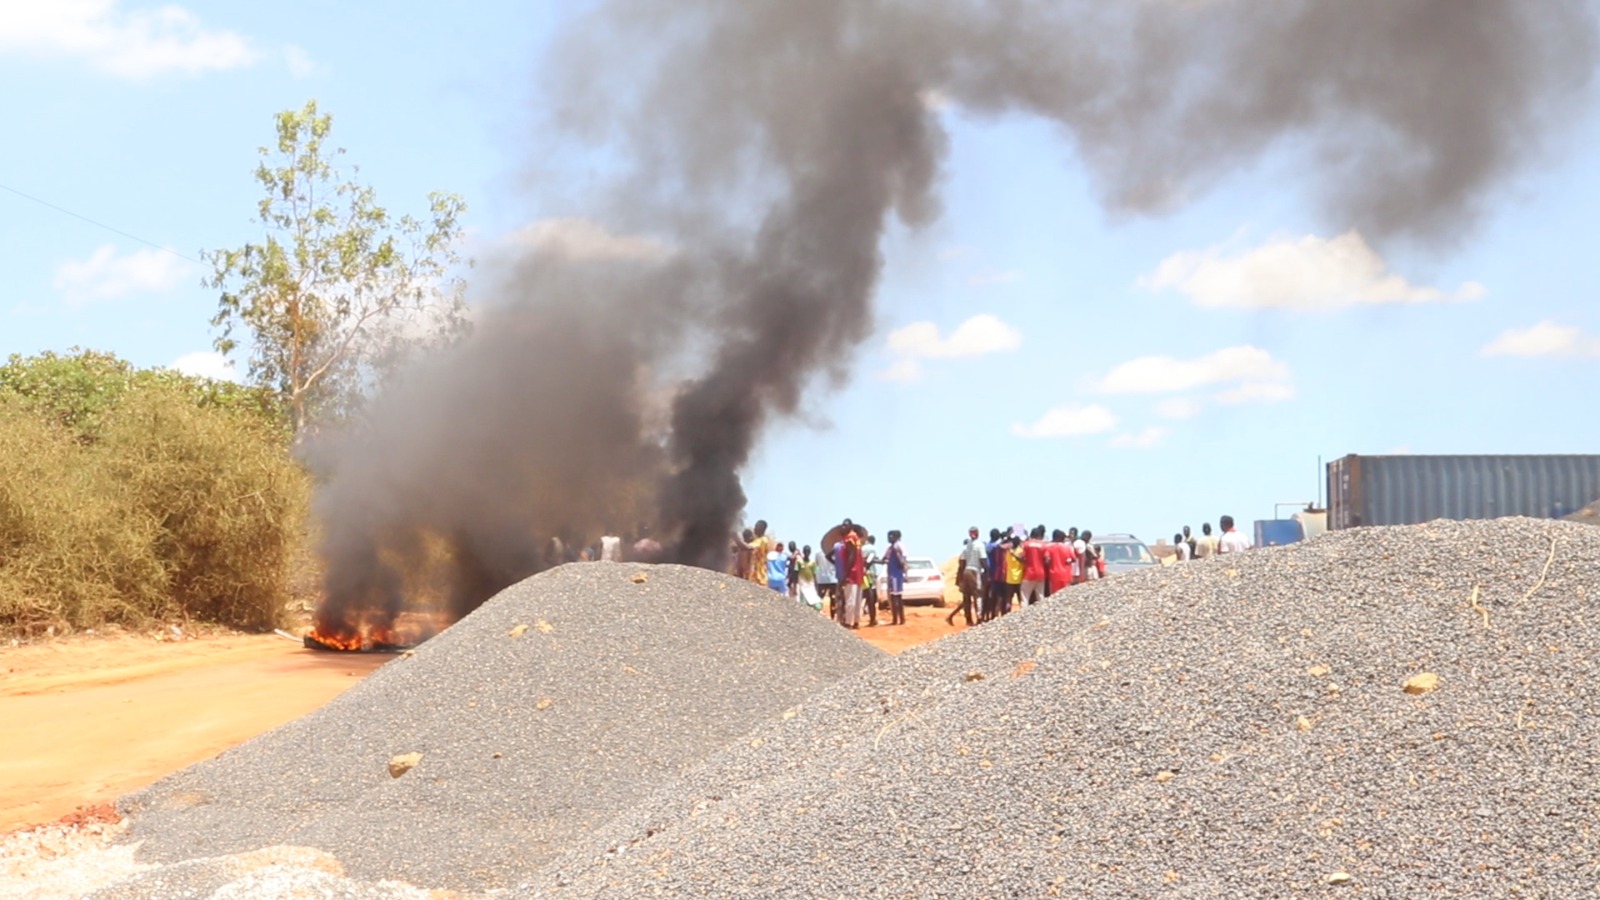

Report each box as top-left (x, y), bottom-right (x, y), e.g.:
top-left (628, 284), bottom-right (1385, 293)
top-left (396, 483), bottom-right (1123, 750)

top-left (1095, 534), bottom-right (1158, 575)
top-left (872, 556), bottom-right (947, 607)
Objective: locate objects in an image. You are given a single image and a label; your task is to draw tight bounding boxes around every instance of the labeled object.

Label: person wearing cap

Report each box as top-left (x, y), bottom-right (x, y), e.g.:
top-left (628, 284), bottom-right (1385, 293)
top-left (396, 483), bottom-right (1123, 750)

top-left (950, 526), bottom-right (985, 626)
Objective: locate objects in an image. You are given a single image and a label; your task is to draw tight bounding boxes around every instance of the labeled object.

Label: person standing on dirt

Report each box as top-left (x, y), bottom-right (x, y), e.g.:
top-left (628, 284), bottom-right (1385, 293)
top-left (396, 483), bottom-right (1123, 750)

top-left (797, 546), bottom-right (823, 611)
top-left (1173, 534), bottom-right (1191, 562)
top-left (1196, 522), bottom-right (1219, 559)
top-left (837, 526), bottom-right (867, 629)
top-left (785, 541), bottom-right (801, 597)
top-left (950, 526), bottom-right (985, 626)
top-left (860, 535), bottom-right (881, 626)
top-left (984, 527), bottom-right (1005, 622)
top-left (1020, 525), bottom-right (1049, 606)
top-left (884, 529), bottom-right (908, 626)
top-left (815, 544), bottom-right (839, 619)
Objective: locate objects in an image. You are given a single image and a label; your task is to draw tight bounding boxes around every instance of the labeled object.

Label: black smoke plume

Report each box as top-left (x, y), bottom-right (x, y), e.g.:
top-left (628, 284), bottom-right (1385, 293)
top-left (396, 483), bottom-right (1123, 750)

top-left (313, 0), bottom-right (1598, 628)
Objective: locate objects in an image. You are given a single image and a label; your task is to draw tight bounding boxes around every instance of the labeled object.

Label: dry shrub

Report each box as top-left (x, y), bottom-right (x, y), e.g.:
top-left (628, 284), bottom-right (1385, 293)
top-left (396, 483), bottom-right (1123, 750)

top-left (0, 400), bottom-right (165, 633)
top-left (100, 385), bottom-right (309, 631)
top-left (0, 383), bottom-right (308, 635)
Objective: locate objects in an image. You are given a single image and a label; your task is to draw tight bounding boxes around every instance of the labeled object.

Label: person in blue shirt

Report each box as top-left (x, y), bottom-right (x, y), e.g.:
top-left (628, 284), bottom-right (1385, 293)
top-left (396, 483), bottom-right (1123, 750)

top-left (884, 529), bottom-right (908, 626)
top-left (765, 535), bottom-right (789, 593)
top-left (983, 528), bottom-right (1003, 623)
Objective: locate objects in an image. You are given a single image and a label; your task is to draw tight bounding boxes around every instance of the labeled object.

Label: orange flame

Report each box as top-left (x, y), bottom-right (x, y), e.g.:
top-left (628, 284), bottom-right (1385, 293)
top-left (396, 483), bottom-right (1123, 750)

top-left (306, 610), bottom-right (454, 651)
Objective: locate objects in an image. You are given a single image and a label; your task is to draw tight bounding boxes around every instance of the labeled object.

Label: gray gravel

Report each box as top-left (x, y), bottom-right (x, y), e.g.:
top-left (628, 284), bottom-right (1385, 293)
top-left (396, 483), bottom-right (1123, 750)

top-left (110, 563), bottom-right (882, 895)
top-left (1566, 499), bottom-right (1599, 525)
top-left (523, 518), bottom-right (1600, 898)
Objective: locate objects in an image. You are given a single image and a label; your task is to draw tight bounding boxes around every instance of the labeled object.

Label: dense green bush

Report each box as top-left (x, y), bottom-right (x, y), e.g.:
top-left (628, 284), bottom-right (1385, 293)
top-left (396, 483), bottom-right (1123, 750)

top-left (0, 351), bottom-right (308, 635)
top-left (0, 349), bottom-right (287, 442)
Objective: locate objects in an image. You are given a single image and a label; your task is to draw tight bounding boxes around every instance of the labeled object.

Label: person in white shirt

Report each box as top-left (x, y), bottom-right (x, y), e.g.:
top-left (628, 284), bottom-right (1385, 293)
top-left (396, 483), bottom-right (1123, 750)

top-left (949, 527), bottom-right (985, 626)
top-left (1172, 533), bottom-right (1191, 561)
top-left (1216, 515), bottom-right (1252, 555)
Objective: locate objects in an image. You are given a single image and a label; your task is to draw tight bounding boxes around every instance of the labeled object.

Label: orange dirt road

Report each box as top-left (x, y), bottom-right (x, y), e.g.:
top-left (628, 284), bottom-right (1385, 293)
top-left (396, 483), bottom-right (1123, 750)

top-left (0, 633), bottom-right (388, 832)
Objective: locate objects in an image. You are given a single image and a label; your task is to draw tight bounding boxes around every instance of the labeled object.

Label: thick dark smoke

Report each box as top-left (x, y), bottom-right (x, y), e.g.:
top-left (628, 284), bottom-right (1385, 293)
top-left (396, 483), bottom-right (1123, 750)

top-left (314, 0), bottom-right (1598, 626)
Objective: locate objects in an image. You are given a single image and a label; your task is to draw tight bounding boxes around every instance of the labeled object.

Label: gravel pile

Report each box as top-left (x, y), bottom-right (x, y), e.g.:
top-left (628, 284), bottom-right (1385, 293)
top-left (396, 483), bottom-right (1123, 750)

top-left (525, 518), bottom-right (1600, 898)
top-left (1565, 499), bottom-right (1600, 525)
top-left (111, 563), bottom-right (883, 895)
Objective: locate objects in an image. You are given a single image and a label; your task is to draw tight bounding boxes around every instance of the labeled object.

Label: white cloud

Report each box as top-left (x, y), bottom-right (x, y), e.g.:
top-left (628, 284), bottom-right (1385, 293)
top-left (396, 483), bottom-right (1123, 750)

top-left (1140, 230), bottom-right (1485, 311)
top-left (0, 1), bottom-right (259, 77)
top-left (53, 244), bottom-right (192, 305)
top-left (1110, 426), bottom-right (1171, 449)
top-left (877, 358), bottom-right (924, 383)
top-left (886, 314), bottom-right (1022, 360)
top-left (1213, 381), bottom-right (1296, 406)
top-left (1481, 321), bottom-right (1600, 358)
top-left (1011, 404), bottom-right (1118, 439)
top-left (1154, 397), bottom-right (1204, 420)
top-left (170, 350), bottom-right (239, 382)
top-left (879, 314), bottom-right (1020, 383)
top-left (968, 270), bottom-right (1023, 287)
top-left (1096, 345), bottom-right (1289, 394)
top-left (503, 218), bottom-right (674, 263)
top-left (284, 44), bottom-right (316, 78)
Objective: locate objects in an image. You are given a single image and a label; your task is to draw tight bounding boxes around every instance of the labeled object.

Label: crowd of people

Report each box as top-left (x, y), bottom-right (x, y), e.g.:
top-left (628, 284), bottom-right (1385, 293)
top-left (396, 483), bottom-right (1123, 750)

top-left (727, 514), bottom-right (1258, 633)
top-left (943, 524), bottom-right (1105, 627)
top-left (567, 514), bottom-right (1255, 635)
top-left (726, 518), bottom-right (920, 629)
top-left (1165, 515), bottom-right (1253, 561)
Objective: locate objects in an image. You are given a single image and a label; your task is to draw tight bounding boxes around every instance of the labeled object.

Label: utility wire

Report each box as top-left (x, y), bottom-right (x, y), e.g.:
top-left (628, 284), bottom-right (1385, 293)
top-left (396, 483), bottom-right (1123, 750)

top-left (0, 181), bottom-right (204, 266)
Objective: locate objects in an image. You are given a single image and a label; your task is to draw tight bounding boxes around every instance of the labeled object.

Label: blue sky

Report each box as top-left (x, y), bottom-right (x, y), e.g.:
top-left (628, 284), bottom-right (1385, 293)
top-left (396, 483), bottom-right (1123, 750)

top-left (3, 2), bottom-right (1598, 561)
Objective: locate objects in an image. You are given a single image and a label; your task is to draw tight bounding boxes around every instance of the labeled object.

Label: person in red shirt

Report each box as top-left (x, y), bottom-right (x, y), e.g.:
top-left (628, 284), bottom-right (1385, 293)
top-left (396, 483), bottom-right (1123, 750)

top-left (1020, 525), bottom-right (1049, 606)
top-left (836, 522), bottom-right (867, 629)
top-left (1046, 529), bottom-right (1075, 596)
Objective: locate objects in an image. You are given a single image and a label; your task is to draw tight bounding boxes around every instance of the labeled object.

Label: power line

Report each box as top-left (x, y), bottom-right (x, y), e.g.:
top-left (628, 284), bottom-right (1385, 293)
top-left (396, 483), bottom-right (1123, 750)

top-left (0, 181), bottom-right (204, 265)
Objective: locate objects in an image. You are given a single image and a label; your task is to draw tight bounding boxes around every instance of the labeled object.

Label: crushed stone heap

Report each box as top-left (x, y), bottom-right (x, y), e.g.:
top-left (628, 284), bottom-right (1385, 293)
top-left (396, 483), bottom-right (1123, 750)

top-left (528, 518), bottom-right (1600, 898)
top-left (112, 563), bottom-right (883, 894)
top-left (1565, 498), bottom-right (1600, 525)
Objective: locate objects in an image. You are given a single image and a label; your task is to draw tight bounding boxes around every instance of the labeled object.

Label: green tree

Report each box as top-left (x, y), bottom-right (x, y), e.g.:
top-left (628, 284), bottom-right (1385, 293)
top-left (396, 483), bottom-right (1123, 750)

top-left (204, 100), bottom-right (470, 438)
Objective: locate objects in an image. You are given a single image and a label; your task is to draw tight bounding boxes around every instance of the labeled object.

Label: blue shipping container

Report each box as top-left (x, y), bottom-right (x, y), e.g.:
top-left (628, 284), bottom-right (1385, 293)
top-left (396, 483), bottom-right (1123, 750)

top-left (1253, 519), bottom-right (1304, 547)
top-left (1327, 454), bottom-right (1600, 530)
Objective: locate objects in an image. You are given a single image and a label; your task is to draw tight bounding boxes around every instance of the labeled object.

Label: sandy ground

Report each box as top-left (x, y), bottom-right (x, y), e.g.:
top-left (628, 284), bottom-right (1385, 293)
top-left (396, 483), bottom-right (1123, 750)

top-left (0, 566), bottom-right (971, 837)
top-left (849, 597), bottom-right (969, 655)
top-left (0, 632), bottom-right (388, 832)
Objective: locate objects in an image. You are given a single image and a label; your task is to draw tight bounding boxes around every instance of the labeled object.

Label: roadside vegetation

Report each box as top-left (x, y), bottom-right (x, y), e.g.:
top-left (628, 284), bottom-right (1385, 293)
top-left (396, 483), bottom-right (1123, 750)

top-left (0, 350), bottom-right (308, 636)
top-left (1, 102), bottom-right (468, 639)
